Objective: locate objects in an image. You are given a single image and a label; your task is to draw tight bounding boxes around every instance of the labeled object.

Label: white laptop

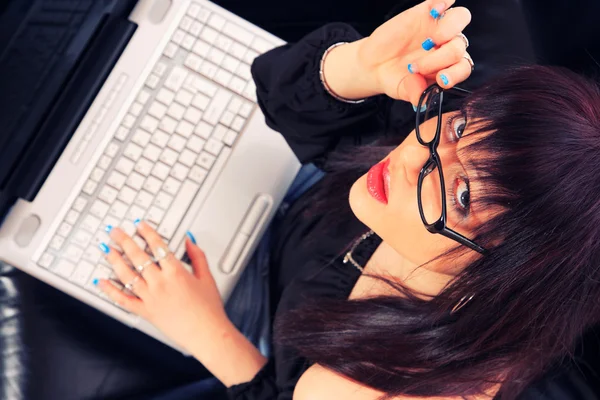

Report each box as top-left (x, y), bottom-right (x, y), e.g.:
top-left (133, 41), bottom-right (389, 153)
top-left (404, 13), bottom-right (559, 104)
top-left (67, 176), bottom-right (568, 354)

top-left (0, 0), bottom-right (300, 351)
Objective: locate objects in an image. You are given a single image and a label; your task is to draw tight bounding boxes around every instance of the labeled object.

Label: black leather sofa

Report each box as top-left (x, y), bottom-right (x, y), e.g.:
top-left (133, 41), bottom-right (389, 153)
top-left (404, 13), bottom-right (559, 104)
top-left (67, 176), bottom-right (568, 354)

top-left (1, 0), bottom-right (600, 399)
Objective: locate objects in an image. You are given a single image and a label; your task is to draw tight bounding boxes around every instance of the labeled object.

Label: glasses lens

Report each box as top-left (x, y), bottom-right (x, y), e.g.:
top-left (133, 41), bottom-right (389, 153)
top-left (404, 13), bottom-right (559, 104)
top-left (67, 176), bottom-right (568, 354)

top-left (417, 87), bottom-right (442, 143)
top-left (420, 163), bottom-right (444, 224)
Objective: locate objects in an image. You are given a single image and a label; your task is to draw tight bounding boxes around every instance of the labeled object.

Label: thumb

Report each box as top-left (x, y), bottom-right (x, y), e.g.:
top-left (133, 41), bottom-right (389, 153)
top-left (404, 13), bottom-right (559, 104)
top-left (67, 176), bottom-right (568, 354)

top-left (185, 237), bottom-right (210, 280)
top-left (398, 73), bottom-right (428, 107)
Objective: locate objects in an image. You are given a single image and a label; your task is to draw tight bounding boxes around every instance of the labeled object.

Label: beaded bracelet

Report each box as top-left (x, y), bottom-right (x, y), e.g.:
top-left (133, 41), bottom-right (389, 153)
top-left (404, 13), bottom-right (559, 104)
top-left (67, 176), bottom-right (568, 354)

top-left (319, 42), bottom-right (366, 104)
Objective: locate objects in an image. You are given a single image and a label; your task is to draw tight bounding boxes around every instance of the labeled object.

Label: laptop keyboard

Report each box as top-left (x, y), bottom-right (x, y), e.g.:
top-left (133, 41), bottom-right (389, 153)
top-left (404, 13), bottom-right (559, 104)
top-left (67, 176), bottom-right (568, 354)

top-left (35, 2), bottom-right (275, 304)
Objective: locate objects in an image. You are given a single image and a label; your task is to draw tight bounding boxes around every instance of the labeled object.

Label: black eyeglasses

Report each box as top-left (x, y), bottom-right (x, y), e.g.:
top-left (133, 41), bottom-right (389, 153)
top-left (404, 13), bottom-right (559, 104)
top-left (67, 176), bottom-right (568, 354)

top-left (415, 84), bottom-right (487, 255)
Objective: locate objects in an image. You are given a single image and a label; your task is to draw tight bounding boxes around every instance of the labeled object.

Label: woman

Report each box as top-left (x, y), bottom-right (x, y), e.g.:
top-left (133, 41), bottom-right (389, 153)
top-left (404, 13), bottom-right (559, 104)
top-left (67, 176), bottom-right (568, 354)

top-left (95, 0), bottom-right (600, 398)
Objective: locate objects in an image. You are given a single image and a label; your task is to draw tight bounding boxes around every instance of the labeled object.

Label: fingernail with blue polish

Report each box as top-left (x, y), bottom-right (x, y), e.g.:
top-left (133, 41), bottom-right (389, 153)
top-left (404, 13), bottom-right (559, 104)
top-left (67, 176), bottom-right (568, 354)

top-left (412, 104), bottom-right (427, 112)
top-left (422, 38), bottom-right (435, 51)
top-left (99, 242), bottom-right (110, 254)
top-left (407, 63), bottom-right (417, 74)
top-left (430, 8), bottom-right (440, 19)
top-left (93, 278), bottom-right (99, 286)
top-left (186, 231), bottom-right (197, 245)
top-left (133, 218), bottom-right (141, 226)
top-left (105, 225), bottom-right (113, 234)
top-left (440, 74), bottom-right (449, 86)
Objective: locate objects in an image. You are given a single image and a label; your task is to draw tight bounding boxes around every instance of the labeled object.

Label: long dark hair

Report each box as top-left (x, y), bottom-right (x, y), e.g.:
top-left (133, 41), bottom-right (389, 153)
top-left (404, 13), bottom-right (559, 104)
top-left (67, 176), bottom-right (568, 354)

top-left (274, 65), bottom-right (600, 399)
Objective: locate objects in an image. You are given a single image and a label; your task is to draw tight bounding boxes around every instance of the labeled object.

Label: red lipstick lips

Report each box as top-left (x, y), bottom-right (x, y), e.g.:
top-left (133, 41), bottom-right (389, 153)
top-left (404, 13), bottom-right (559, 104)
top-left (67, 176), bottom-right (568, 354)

top-left (367, 159), bottom-right (390, 204)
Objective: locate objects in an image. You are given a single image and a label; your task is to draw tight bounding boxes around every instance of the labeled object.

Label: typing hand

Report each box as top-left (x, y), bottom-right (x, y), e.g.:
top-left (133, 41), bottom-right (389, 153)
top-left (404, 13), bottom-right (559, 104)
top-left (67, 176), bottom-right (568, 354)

top-left (358, 0), bottom-right (473, 104)
top-left (96, 220), bottom-right (230, 355)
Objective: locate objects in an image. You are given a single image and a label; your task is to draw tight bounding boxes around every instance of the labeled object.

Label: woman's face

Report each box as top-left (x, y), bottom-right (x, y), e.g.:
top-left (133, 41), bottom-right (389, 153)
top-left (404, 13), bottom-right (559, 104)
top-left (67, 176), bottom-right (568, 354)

top-left (349, 111), bottom-right (491, 273)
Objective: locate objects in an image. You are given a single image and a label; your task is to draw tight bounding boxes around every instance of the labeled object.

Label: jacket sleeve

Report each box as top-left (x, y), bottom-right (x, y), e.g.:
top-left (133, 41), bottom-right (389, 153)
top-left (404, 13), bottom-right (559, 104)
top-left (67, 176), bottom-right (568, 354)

top-left (251, 22), bottom-right (392, 166)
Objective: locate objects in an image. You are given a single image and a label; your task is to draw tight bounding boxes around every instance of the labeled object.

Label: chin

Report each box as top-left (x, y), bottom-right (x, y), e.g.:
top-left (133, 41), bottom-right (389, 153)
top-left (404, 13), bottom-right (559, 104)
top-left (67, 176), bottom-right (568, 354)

top-left (349, 174), bottom-right (374, 228)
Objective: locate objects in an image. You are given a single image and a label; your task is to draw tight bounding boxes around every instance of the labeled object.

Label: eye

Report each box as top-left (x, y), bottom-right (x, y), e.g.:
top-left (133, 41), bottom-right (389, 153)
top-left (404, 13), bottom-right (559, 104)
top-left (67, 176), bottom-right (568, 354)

top-left (447, 114), bottom-right (467, 140)
top-left (456, 179), bottom-right (470, 211)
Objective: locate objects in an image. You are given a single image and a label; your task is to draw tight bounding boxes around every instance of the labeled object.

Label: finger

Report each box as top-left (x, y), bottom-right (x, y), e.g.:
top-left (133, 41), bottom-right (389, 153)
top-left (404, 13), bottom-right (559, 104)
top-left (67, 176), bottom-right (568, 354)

top-left (398, 73), bottom-right (429, 107)
top-left (428, 0), bottom-right (455, 20)
top-left (108, 226), bottom-right (161, 282)
top-left (135, 220), bottom-right (178, 273)
top-left (185, 235), bottom-right (211, 281)
top-left (427, 7), bottom-right (471, 49)
top-left (435, 54), bottom-right (473, 89)
top-left (101, 244), bottom-right (150, 299)
top-left (97, 279), bottom-right (146, 316)
top-left (411, 35), bottom-right (467, 76)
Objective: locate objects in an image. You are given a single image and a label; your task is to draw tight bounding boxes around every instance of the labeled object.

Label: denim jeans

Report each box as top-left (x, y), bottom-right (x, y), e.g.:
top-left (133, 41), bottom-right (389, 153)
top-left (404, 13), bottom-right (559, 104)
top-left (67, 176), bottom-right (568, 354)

top-left (149, 164), bottom-right (325, 400)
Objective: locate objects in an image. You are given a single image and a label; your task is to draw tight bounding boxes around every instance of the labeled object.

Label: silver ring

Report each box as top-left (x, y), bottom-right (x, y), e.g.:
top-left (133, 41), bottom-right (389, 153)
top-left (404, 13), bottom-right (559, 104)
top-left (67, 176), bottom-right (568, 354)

top-left (135, 259), bottom-right (153, 274)
top-left (154, 246), bottom-right (172, 262)
top-left (124, 275), bottom-right (140, 292)
top-left (456, 33), bottom-right (469, 49)
top-left (463, 53), bottom-right (475, 71)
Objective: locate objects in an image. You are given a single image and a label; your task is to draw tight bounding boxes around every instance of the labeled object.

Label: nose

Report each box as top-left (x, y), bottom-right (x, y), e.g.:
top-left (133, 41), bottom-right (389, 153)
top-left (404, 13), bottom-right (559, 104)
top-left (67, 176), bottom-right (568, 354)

top-left (399, 142), bottom-right (433, 186)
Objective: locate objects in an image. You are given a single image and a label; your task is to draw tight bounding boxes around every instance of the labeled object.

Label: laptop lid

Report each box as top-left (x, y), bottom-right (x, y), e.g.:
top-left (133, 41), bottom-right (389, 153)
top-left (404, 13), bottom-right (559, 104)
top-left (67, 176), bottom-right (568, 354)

top-left (0, 0), bottom-right (139, 224)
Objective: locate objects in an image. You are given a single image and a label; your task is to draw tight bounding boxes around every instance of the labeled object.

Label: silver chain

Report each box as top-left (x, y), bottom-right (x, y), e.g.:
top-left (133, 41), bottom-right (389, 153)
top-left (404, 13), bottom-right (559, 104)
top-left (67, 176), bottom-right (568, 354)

top-left (342, 230), bottom-right (374, 272)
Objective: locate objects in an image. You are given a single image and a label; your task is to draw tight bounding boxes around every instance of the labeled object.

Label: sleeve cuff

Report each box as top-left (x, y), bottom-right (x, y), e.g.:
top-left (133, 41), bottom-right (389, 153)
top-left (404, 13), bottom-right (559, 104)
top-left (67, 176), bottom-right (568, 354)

top-left (227, 359), bottom-right (277, 399)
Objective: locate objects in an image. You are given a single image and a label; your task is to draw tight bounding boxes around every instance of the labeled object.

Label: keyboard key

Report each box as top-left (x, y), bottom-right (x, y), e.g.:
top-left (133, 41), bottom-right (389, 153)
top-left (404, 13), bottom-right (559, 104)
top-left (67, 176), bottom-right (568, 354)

top-left (83, 246), bottom-right (102, 264)
top-left (187, 135), bottom-right (206, 153)
top-left (200, 27), bottom-right (218, 43)
top-left (187, 3), bottom-right (200, 17)
top-left (184, 53), bottom-right (202, 72)
top-left (220, 111), bottom-right (235, 127)
top-left (148, 102), bottom-right (167, 120)
top-left (208, 14), bottom-right (226, 30)
top-left (236, 63), bottom-right (252, 80)
top-left (251, 37), bottom-right (274, 53)
top-left (168, 134), bottom-right (187, 152)
top-left (215, 34), bottom-right (233, 52)
top-left (38, 252), bottom-right (54, 268)
top-left (207, 48), bottom-right (225, 65)
top-left (180, 16), bottom-right (193, 31)
top-left (190, 21), bottom-right (203, 37)
top-left (109, 201), bottom-right (128, 219)
top-left (243, 81), bottom-right (257, 102)
top-left (176, 120), bottom-right (194, 138)
top-left (205, 139), bottom-right (224, 156)
top-left (124, 143), bottom-right (143, 161)
top-left (82, 180), bottom-right (98, 195)
top-left (181, 34), bottom-right (196, 51)
top-left (229, 42), bottom-right (247, 59)
top-left (99, 185), bottom-right (119, 204)
top-left (134, 158), bottom-right (154, 176)
top-left (192, 93), bottom-right (210, 111)
top-left (159, 116), bottom-right (178, 134)
top-left (163, 42), bottom-right (179, 58)
top-left (90, 167), bottom-right (105, 182)
top-left (146, 74), bottom-right (160, 90)
top-left (122, 114), bottom-right (136, 129)
top-left (154, 192), bottom-right (174, 209)
top-left (137, 89), bottom-right (151, 105)
top-left (130, 103), bottom-right (144, 118)
top-left (97, 155), bottom-right (112, 170)
top-left (175, 90), bottom-right (194, 107)
top-left (81, 215), bottom-right (102, 233)
top-left (196, 151), bottom-right (216, 169)
top-left (71, 261), bottom-right (94, 287)
top-left (222, 55), bottom-right (239, 73)
top-left (72, 230), bottom-right (93, 248)
top-left (49, 235), bottom-right (65, 251)
top-left (223, 22), bottom-right (253, 46)
top-left (73, 196), bottom-right (88, 212)
top-left (90, 200), bottom-right (110, 219)
top-left (105, 141), bottom-right (120, 157)
top-left (151, 130), bottom-right (170, 148)
top-left (199, 61), bottom-right (218, 79)
top-left (64, 244), bottom-right (83, 263)
top-left (146, 206), bottom-right (166, 225)
top-left (58, 222), bottom-right (72, 237)
top-left (179, 149), bottom-right (197, 167)
top-left (163, 177), bottom-right (182, 196)
top-left (107, 171), bottom-right (127, 189)
top-left (121, 219), bottom-right (138, 236)
top-left (157, 180), bottom-right (200, 239)
top-left (54, 260), bottom-right (75, 279)
top-left (194, 121), bottom-right (213, 139)
top-left (239, 102), bottom-right (253, 118)
top-left (65, 209), bottom-right (80, 225)
top-left (194, 77), bottom-right (218, 97)
top-left (143, 143), bottom-right (161, 162)
top-left (196, 7), bottom-right (211, 23)
top-left (189, 166), bottom-right (208, 185)
top-left (134, 191), bottom-right (154, 210)
top-left (231, 116), bottom-right (245, 132)
top-left (224, 129), bottom-right (238, 146)
top-left (115, 157), bottom-right (135, 175)
top-left (103, 215), bottom-right (120, 228)
top-left (127, 172), bottom-right (146, 190)
top-left (151, 162), bottom-right (170, 180)
top-left (215, 69), bottom-right (233, 86)
top-left (165, 66), bottom-right (188, 92)
top-left (172, 29), bottom-right (185, 45)
top-left (243, 49), bottom-right (259, 65)
top-left (167, 103), bottom-right (186, 120)
top-left (183, 107), bottom-right (202, 125)
top-left (143, 176), bottom-right (162, 194)
top-left (203, 90), bottom-right (232, 125)
top-left (118, 186), bottom-right (137, 205)
top-left (229, 76), bottom-right (246, 94)
top-left (154, 61), bottom-right (168, 77)
top-left (212, 125), bottom-right (227, 141)
top-left (160, 148), bottom-right (179, 166)
top-left (156, 88), bottom-right (175, 105)
top-left (140, 115), bottom-right (159, 133)
top-left (192, 40), bottom-right (210, 58)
